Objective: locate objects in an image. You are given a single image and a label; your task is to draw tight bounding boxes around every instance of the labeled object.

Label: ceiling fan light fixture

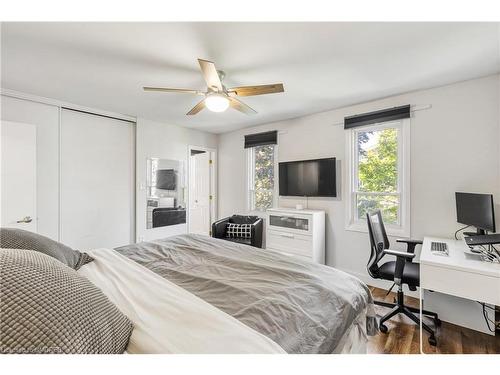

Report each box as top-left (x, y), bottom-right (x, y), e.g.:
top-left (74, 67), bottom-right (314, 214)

top-left (205, 93), bottom-right (230, 112)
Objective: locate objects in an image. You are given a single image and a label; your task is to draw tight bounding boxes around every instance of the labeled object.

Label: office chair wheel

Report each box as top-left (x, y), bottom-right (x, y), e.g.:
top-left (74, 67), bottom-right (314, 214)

top-left (428, 336), bottom-right (437, 346)
top-left (379, 323), bottom-right (388, 333)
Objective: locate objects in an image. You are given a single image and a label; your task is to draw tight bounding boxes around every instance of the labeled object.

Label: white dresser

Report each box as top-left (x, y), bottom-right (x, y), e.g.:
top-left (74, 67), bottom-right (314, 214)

top-left (266, 208), bottom-right (325, 264)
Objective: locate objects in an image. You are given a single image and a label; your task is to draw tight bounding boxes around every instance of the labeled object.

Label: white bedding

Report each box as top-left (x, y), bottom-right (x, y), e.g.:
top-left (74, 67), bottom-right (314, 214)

top-left (78, 248), bottom-right (285, 354)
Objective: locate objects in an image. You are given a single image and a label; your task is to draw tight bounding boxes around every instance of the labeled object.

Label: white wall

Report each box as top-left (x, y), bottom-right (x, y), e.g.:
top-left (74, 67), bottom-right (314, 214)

top-left (218, 75), bottom-right (500, 332)
top-left (1, 95), bottom-right (60, 240)
top-left (136, 117), bottom-right (218, 242)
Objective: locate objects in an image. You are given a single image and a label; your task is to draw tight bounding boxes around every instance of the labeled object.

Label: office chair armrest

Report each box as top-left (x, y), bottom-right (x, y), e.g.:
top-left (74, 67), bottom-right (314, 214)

top-left (383, 250), bottom-right (415, 286)
top-left (383, 249), bottom-right (416, 260)
top-left (396, 238), bottom-right (423, 257)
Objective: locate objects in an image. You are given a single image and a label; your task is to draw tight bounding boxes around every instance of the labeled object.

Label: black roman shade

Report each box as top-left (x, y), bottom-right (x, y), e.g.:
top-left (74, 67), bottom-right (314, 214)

top-left (344, 105), bottom-right (410, 129)
top-left (244, 130), bottom-right (278, 148)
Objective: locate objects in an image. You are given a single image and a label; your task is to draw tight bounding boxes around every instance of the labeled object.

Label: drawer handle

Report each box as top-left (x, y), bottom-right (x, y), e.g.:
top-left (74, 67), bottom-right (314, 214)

top-left (280, 233), bottom-right (294, 238)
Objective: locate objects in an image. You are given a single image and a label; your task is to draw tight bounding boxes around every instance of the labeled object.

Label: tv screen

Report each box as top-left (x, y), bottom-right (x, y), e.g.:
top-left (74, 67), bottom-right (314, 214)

top-left (279, 158), bottom-right (336, 197)
top-left (156, 169), bottom-right (176, 190)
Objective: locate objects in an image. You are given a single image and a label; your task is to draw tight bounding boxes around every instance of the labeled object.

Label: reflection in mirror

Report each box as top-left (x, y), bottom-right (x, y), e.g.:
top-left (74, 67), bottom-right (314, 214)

top-left (146, 158), bottom-right (186, 229)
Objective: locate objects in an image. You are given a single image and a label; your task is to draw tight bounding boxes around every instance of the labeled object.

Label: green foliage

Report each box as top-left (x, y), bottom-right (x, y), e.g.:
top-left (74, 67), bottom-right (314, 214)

top-left (357, 128), bottom-right (399, 224)
top-left (358, 128), bottom-right (398, 192)
top-left (253, 145), bottom-right (274, 210)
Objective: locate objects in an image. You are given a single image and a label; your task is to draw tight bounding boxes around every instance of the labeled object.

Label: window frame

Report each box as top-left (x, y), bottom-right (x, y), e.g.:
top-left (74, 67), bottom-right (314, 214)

top-left (345, 118), bottom-right (411, 237)
top-left (246, 144), bottom-right (278, 213)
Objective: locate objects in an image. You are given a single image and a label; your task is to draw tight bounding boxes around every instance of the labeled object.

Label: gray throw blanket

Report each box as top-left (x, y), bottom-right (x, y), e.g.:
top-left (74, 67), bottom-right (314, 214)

top-left (115, 234), bottom-right (377, 353)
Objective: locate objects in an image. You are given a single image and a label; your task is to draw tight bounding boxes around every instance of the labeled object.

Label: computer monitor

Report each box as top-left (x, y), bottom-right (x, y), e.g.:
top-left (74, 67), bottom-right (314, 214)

top-left (455, 192), bottom-right (496, 235)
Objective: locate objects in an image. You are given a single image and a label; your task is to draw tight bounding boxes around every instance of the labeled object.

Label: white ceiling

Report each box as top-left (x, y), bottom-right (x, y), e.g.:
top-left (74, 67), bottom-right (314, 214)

top-left (1, 22), bottom-right (499, 133)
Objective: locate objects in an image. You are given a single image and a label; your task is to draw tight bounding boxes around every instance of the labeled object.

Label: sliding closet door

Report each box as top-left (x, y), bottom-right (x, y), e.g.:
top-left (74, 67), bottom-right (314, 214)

top-left (60, 109), bottom-right (135, 249)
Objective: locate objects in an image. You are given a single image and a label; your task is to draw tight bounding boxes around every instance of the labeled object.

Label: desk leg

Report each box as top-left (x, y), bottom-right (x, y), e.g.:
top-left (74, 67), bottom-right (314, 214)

top-left (420, 286), bottom-right (424, 354)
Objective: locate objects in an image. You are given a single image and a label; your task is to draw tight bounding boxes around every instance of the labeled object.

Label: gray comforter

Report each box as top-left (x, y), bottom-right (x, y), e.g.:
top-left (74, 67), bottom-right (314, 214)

top-left (115, 234), bottom-right (377, 354)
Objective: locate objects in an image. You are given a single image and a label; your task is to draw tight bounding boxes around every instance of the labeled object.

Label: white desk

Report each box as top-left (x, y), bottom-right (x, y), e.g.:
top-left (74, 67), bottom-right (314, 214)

top-left (420, 237), bottom-right (500, 307)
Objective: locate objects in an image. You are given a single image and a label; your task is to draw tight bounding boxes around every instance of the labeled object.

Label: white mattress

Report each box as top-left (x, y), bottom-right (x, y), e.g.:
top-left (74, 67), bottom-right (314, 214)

top-left (79, 248), bottom-right (285, 354)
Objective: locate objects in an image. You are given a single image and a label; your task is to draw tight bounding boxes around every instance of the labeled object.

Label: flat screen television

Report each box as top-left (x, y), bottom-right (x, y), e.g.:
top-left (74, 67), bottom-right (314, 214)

top-left (156, 169), bottom-right (176, 190)
top-left (279, 157), bottom-right (336, 197)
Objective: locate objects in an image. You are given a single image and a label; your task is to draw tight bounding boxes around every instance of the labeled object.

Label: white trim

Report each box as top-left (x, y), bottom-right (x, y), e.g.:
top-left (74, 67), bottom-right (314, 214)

top-left (1, 88), bottom-right (136, 123)
top-left (187, 145), bottom-right (217, 234)
top-left (345, 118), bottom-right (411, 237)
top-left (57, 107), bottom-right (62, 241)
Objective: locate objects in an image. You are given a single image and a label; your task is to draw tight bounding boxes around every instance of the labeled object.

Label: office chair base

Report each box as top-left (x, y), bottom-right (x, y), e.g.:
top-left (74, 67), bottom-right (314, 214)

top-left (375, 291), bottom-right (439, 346)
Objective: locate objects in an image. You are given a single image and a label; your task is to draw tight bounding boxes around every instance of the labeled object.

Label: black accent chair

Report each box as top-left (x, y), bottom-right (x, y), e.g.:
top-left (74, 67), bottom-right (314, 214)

top-left (211, 215), bottom-right (263, 248)
top-left (366, 210), bottom-right (440, 346)
top-left (152, 207), bottom-right (186, 228)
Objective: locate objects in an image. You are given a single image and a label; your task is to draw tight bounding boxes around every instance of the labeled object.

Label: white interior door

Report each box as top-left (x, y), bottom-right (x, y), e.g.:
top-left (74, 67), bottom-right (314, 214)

top-left (60, 109), bottom-right (135, 249)
top-left (1, 121), bottom-right (37, 232)
top-left (189, 151), bottom-right (210, 235)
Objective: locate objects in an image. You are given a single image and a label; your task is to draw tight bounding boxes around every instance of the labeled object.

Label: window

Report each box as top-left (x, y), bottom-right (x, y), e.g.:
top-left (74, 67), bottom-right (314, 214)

top-left (247, 144), bottom-right (277, 211)
top-left (346, 119), bottom-right (410, 236)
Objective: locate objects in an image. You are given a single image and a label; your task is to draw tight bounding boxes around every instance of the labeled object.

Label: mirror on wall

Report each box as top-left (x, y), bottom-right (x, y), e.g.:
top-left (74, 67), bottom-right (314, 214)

top-left (146, 158), bottom-right (186, 229)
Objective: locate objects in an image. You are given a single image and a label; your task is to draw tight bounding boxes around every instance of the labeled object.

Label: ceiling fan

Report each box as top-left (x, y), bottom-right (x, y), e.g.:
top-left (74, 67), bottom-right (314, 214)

top-left (143, 58), bottom-right (284, 115)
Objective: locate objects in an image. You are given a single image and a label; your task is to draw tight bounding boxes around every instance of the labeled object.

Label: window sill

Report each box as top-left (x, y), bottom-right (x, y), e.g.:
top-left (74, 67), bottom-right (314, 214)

top-left (346, 221), bottom-right (410, 238)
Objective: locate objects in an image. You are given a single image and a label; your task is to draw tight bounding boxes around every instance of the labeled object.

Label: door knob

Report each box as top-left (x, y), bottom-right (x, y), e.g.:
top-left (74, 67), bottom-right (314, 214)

top-left (16, 216), bottom-right (32, 223)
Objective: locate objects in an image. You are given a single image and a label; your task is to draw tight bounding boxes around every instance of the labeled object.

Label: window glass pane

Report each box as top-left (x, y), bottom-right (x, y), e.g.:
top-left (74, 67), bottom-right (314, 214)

top-left (253, 145), bottom-right (274, 191)
top-left (356, 194), bottom-right (399, 225)
top-left (254, 190), bottom-right (273, 211)
top-left (250, 144), bottom-right (274, 211)
top-left (357, 128), bottom-right (398, 193)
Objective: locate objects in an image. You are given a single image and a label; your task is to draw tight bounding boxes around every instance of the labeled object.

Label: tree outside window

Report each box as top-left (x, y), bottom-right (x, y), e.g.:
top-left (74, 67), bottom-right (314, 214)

top-left (249, 144), bottom-right (275, 211)
top-left (355, 127), bottom-right (400, 224)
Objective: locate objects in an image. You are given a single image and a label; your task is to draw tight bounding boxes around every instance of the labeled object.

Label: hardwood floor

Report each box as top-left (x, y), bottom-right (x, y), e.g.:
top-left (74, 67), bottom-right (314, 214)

top-left (367, 286), bottom-right (500, 354)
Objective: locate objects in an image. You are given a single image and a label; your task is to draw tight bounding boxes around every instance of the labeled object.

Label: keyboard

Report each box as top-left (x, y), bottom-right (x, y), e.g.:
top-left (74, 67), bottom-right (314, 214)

top-left (464, 233), bottom-right (500, 246)
top-left (431, 241), bottom-right (449, 256)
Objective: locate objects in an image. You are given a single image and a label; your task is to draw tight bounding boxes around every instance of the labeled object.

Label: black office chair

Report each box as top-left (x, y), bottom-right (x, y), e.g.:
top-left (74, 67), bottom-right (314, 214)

top-left (366, 210), bottom-right (440, 346)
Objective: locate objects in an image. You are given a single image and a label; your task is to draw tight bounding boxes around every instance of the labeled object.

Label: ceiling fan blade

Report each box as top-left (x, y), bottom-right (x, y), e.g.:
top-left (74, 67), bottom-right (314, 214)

top-left (229, 97), bottom-right (257, 115)
top-left (198, 59), bottom-right (223, 91)
top-left (143, 87), bottom-right (203, 95)
top-left (228, 83), bottom-right (284, 97)
top-left (186, 99), bottom-right (206, 115)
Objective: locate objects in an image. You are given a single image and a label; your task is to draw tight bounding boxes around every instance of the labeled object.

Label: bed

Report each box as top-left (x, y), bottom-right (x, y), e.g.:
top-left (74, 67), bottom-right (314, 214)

top-left (79, 234), bottom-right (376, 354)
top-left (78, 246), bottom-right (284, 354)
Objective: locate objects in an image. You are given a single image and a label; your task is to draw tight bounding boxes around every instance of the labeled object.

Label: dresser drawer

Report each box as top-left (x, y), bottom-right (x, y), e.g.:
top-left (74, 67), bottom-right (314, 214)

top-left (268, 214), bottom-right (313, 235)
top-left (267, 230), bottom-right (312, 258)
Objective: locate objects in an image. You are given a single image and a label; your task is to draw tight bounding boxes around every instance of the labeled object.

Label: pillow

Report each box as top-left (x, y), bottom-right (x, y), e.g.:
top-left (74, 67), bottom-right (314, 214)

top-left (0, 249), bottom-right (133, 354)
top-left (0, 228), bottom-right (93, 270)
top-left (226, 223), bottom-right (252, 239)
